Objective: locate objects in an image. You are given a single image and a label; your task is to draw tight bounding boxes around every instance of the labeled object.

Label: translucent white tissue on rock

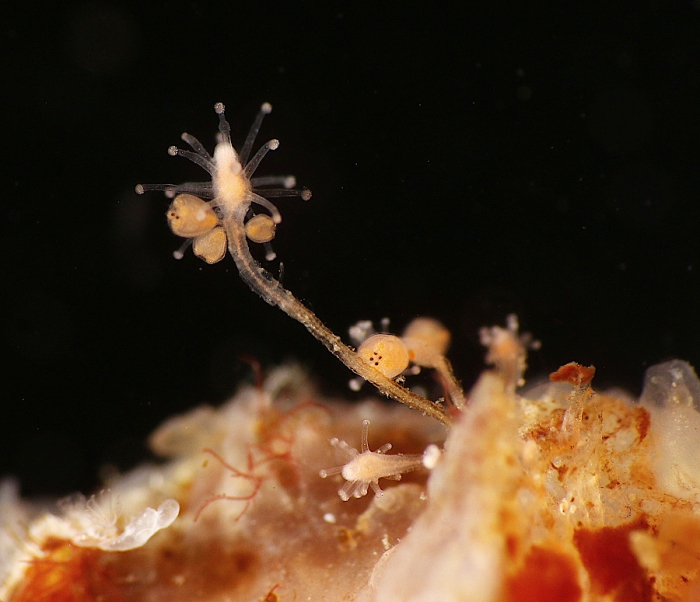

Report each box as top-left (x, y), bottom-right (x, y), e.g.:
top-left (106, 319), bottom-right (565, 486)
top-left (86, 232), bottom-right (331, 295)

top-left (641, 360), bottom-right (700, 504)
top-left (639, 359), bottom-right (700, 409)
top-left (59, 491), bottom-right (179, 551)
top-left (0, 480), bottom-right (28, 592)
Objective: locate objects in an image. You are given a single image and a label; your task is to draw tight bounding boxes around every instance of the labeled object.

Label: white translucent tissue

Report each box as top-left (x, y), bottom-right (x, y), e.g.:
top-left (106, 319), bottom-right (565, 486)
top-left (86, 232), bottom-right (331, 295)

top-left (641, 360), bottom-right (700, 504)
top-left (59, 491), bottom-right (179, 551)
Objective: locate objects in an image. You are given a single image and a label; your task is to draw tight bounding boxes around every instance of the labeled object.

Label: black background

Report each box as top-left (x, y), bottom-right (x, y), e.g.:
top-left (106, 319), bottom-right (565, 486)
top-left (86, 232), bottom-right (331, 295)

top-left (4, 1), bottom-right (700, 496)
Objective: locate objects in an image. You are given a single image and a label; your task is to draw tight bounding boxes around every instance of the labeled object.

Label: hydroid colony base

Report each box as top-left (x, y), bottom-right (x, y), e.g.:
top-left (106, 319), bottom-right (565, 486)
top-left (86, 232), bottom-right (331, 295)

top-left (3, 104), bottom-right (700, 601)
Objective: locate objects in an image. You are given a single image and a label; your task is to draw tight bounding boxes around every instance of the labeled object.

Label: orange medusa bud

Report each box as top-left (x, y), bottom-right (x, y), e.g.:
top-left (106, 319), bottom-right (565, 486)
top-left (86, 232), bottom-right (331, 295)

top-left (357, 334), bottom-right (409, 379)
top-left (192, 226), bottom-right (227, 264)
top-left (402, 317), bottom-right (451, 367)
top-left (245, 214), bottom-right (277, 243)
top-left (166, 194), bottom-right (220, 238)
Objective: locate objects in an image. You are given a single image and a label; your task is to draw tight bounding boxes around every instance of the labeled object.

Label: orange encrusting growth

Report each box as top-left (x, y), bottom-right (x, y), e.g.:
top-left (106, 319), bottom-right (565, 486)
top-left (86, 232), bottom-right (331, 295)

top-left (505, 546), bottom-right (582, 602)
top-left (574, 521), bottom-right (653, 602)
top-left (8, 539), bottom-right (117, 602)
top-left (7, 533), bottom-right (267, 602)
